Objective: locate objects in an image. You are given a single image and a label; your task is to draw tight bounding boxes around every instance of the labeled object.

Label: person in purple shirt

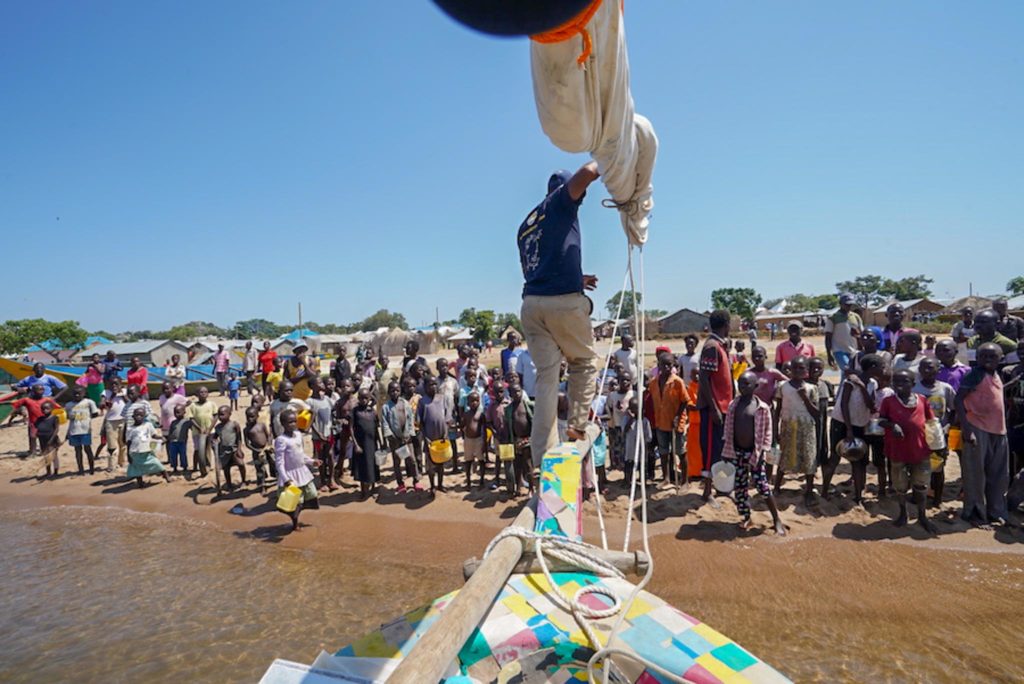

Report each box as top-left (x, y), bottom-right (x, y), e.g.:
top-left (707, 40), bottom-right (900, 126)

top-left (935, 339), bottom-right (970, 393)
top-left (15, 363), bottom-right (68, 399)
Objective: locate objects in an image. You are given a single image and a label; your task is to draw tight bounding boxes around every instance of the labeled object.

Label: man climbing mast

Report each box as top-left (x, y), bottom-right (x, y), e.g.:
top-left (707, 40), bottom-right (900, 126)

top-left (518, 163), bottom-right (603, 472)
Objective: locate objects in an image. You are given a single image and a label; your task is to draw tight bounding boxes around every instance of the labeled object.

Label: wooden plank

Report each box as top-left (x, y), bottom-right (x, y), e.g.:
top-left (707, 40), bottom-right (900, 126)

top-left (386, 500), bottom-right (536, 684)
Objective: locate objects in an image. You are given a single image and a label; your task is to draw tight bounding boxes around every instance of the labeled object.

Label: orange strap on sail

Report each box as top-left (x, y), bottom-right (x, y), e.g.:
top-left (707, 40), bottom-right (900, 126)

top-left (529, 0), bottom-right (605, 66)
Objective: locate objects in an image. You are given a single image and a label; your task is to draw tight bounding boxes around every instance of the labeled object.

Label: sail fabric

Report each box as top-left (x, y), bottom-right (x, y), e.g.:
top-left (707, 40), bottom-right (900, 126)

top-left (529, 0), bottom-right (656, 246)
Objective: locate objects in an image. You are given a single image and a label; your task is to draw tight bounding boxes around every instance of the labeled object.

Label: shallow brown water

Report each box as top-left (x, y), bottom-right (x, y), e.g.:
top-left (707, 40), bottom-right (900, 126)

top-left (2, 507), bottom-right (1022, 683)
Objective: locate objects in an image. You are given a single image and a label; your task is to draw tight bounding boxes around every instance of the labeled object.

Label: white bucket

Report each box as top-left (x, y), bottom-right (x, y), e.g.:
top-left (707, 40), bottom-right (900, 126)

top-left (711, 461), bottom-right (736, 494)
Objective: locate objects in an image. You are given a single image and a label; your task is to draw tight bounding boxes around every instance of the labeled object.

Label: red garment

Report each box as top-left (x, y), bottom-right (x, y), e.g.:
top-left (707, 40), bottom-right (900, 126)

top-left (126, 367), bottom-right (148, 391)
top-left (258, 350), bottom-right (278, 375)
top-left (963, 372), bottom-right (1006, 435)
top-left (878, 394), bottom-right (934, 464)
top-left (774, 340), bottom-right (816, 366)
top-left (699, 336), bottom-right (733, 414)
top-left (12, 396), bottom-right (57, 425)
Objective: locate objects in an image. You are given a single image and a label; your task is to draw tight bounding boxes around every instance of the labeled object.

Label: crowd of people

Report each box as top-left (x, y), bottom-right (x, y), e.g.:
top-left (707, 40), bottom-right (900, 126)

top-left (4, 297), bottom-right (1023, 536)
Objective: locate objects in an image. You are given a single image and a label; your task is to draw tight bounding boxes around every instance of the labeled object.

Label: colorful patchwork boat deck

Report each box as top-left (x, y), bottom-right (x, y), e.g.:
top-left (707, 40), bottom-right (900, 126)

top-left (260, 443), bottom-right (790, 684)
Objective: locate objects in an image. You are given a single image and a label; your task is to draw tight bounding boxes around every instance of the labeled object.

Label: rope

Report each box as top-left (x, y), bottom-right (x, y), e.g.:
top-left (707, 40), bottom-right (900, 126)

top-left (530, 0), bottom-right (604, 66)
top-left (584, 264), bottom-right (632, 551)
top-left (481, 247), bottom-right (690, 683)
top-left (482, 527), bottom-right (625, 650)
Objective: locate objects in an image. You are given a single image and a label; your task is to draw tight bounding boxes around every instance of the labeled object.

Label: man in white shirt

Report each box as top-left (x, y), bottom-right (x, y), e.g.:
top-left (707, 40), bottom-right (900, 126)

top-left (516, 348), bottom-right (539, 400)
top-left (242, 341), bottom-right (259, 396)
top-left (613, 334), bottom-right (638, 379)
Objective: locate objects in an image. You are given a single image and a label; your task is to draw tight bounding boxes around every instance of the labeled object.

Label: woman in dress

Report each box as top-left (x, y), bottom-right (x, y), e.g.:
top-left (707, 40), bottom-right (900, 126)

top-left (773, 356), bottom-right (820, 506)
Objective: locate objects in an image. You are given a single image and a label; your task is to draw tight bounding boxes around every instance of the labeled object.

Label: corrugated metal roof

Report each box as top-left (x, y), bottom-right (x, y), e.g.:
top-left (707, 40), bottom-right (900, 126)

top-left (85, 340), bottom-right (187, 356)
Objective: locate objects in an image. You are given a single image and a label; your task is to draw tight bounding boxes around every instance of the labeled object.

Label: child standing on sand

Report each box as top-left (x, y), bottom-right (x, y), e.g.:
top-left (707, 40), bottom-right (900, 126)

top-left (622, 395), bottom-right (651, 487)
top-left (351, 387), bottom-right (380, 500)
top-left (126, 407), bottom-right (170, 488)
top-left (877, 369), bottom-right (938, 534)
top-left (914, 356), bottom-right (956, 507)
top-left (505, 384), bottom-right (534, 498)
top-left (227, 372), bottom-right (241, 412)
top-left (461, 391), bottom-right (488, 490)
top-left (101, 378), bottom-right (127, 472)
top-left (956, 343), bottom-right (1011, 528)
top-left (773, 356), bottom-right (820, 505)
top-left (382, 380), bottom-right (421, 494)
top-left (306, 378), bottom-right (336, 492)
top-left (274, 409), bottom-right (320, 531)
top-left (822, 353), bottom-right (884, 504)
top-left (166, 404), bottom-right (192, 476)
top-left (418, 375), bottom-right (452, 496)
top-left (188, 386), bottom-right (218, 478)
top-left (808, 357), bottom-right (834, 472)
top-left (723, 372), bottom-right (785, 535)
top-left (243, 406), bottom-right (273, 491)
top-left (35, 402), bottom-right (61, 479)
top-left (65, 385), bottom-right (100, 475)
top-left (212, 405), bottom-right (245, 490)
top-left (8, 384), bottom-right (54, 456)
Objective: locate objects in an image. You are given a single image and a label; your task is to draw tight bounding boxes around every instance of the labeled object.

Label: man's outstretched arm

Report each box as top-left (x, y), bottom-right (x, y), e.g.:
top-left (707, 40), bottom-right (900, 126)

top-left (567, 161), bottom-right (600, 201)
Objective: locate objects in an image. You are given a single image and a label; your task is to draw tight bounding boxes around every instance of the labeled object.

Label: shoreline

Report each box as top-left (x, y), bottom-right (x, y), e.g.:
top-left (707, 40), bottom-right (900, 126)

top-left (2, 460), bottom-right (1020, 560)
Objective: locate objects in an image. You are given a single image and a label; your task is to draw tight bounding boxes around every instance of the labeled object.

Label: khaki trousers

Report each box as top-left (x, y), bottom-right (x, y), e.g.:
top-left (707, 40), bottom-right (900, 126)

top-left (103, 420), bottom-right (126, 468)
top-left (521, 293), bottom-right (597, 466)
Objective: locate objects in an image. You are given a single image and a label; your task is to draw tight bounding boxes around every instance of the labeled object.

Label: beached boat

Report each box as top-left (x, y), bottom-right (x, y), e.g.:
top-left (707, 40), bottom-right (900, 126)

top-left (260, 445), bottom-right (790, 684)
top-left (0, 357), bottom-right (225, 397)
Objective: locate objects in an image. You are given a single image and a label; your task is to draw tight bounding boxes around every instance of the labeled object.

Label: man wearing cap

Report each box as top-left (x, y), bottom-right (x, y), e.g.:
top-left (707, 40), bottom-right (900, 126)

top-left (825, 293), bottom-right (863, 376)
top-left (518, 161), bottom-right (602, 468)
top-left (774, 320), bottom-right (816, 370)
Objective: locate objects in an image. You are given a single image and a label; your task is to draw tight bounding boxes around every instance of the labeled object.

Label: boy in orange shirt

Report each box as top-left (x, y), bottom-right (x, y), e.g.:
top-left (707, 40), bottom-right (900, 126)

top-left (647, 351), bottom-right (691, 485)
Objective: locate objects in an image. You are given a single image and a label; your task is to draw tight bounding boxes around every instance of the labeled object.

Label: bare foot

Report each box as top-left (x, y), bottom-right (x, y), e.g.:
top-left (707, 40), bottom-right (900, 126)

top-left (774, 522), bottom-right (787, 536)
top-left (893, 509), bottom-right (907, 527)
top-left (739, 519), bottom-right (754, 532)
top-left (918, 518), bottom-right (938, 535)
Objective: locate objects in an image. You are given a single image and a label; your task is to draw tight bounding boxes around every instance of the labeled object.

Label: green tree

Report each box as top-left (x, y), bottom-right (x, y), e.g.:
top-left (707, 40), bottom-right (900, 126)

top-left (468, 310), bottom-right (497, 343)
top-left (710, 288), bottom-right (761, 322)
top-left (646, 309), bottom-right (669, 319)
top-left (835, 275), bottom-right (886, 307)
top-left (605, 290), bottom-right (641, 320)
top-left (879, 275), bottom-right (933, 302)
top-left (835, 274), bottom-right (933, 307)
top-left (495, 312), bottom-right (523, 334)
top-left (233, 318), bottom-right (286, 339)
top-left (783, 293), bottom-right (839, 313)
top-left (356, 309), bottom-right (408, 332)
top-left (1006, 277), bottom-right (1024, 296)
top-left (457, 308), bottom-right (477, 326)
top-left (0, 319), bottom-right (89, 354)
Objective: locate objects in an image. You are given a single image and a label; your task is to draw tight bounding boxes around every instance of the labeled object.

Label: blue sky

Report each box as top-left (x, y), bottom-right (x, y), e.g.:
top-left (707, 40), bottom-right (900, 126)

top-left (2, 1), bottom-right (1021, 332)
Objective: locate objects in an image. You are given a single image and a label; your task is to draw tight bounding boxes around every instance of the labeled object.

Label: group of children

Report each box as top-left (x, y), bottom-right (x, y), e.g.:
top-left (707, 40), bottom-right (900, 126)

top-left (7, 321), bottom-right (1023, 536)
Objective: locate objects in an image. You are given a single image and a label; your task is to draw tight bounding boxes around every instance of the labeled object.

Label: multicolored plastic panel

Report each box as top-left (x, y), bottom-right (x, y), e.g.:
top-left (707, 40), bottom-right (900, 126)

top-left (332, 442), bottom-right (790, 683)
top-left (335, 572), bottom-right (789, 683)
top-left (535, 442), bottom-right (583, 540)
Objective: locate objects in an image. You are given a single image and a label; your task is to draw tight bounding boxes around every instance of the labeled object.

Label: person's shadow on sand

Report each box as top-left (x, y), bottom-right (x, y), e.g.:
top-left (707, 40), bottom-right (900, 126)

top-left (233, 523), bottom-right (307, 544)
top-left (675, 519), bottom-right (763, 542)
